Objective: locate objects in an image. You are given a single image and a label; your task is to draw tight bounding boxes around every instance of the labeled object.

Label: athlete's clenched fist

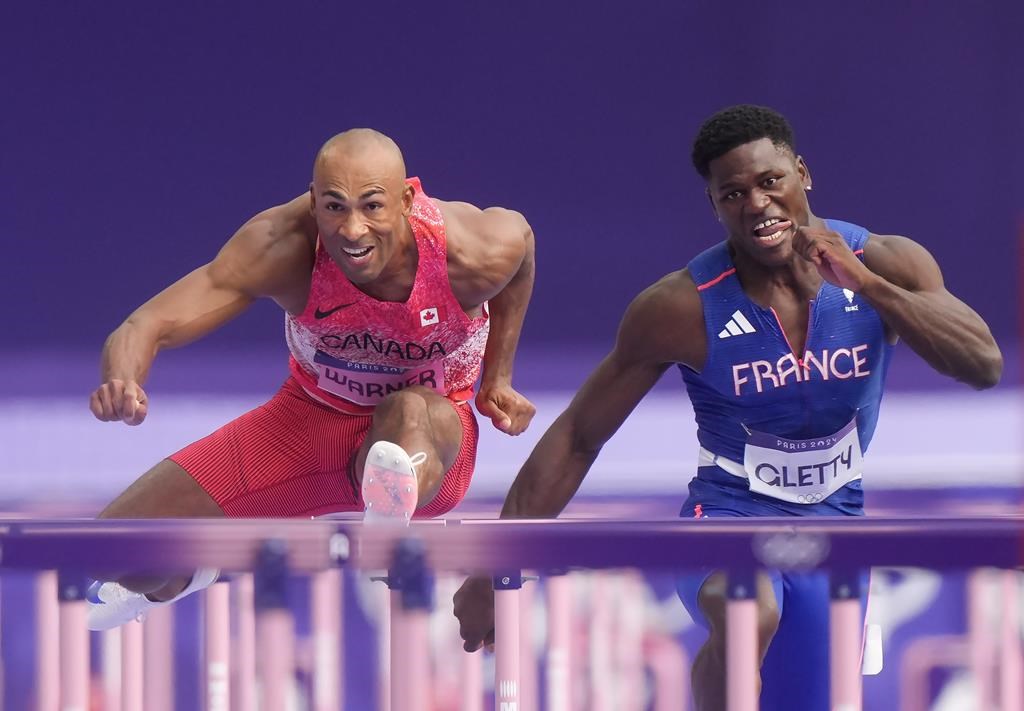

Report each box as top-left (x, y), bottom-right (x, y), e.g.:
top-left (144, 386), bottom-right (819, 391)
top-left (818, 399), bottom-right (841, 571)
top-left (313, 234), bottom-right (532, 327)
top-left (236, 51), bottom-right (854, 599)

top-left (90, 379), bottom-right (148, 426)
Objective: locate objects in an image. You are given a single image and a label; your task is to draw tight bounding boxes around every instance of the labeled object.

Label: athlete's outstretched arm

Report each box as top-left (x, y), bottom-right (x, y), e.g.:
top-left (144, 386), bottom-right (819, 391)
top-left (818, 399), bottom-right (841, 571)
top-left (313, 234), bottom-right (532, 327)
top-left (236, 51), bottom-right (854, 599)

top-left (499, 271), bottom-right (702, 515)
top-left (501, 344), bottom-right (668, 517)
top-left (793, 228), bottom-right (1002, 389)
top-left (454, 272), bottom-right (704, 651)
top-left (501, 271), bottom-right (703, 516)
top-left (91, 197), bottom-right (314, 425)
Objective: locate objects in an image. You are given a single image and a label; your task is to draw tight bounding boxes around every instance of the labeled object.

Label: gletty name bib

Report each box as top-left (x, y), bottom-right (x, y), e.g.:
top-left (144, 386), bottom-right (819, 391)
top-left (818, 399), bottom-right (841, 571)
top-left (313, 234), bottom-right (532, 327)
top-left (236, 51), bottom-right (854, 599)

top-left (743, 416), bottom-right (863, 504)
top-left (313, 350), bottom-right (445, 406)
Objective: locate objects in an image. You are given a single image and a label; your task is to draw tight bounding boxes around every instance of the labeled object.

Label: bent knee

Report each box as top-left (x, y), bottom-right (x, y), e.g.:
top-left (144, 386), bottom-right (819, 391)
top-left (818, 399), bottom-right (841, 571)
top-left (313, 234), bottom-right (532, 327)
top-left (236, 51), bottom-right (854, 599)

top-left (375, 386), bottom-right (434, 418)
top-left (375, 386), bottom-right (457, 429)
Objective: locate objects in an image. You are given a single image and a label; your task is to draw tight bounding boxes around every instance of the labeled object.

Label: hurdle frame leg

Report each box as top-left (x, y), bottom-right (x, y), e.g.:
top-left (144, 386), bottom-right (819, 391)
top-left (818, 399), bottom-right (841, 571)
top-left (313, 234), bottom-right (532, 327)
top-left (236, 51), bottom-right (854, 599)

top-left (614, 572), bottom-right (647, 711)
top-left (205, 580), bottom-right (231, 711)
top-left (311, 568), bottom-right (344, 711)
top-left (461, 634), bottom-right (484, 711)
top-left (58, 573), bottom-right (90, 711)
top-left (254, 540), bottom-right (295, 711)
top-left (231, 574), bottom-right (255, 711)
top-left (1000, 570), bottom-right (1023, 711)
top-left (589, 572), bottom-right (614, 711)
top-left (493, 571), bottom-right (522, 711)
top-left (121, 614), bottom-right (144, 711)
top-left (518, 572), bottom-right (538, 711)
top-left (829, 569), bottom-right (863, 711)
top-left (545, 574), bottom-right (572, 711)
top-left (143, 604), bottom-right (174, 711)
top-left (101, 628), bottom-right (122, 711)
top-left (725, 569), bottom-right (759, 711)
top-left (644, 632), bottom-right (689, 711)
top-left (969, 568), bottom-right (996, 711)
top-left (36, 570), bottom-right (59, 711)
top-left (387, 537), bottom-right (433, 711)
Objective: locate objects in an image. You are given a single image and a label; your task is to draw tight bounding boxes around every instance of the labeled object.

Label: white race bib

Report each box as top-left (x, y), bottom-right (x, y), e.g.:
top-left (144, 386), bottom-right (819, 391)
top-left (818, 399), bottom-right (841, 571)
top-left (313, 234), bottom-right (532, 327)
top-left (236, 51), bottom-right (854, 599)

top-left (313, 350), bottom-right (445, 406)
top-left (743, 416), bottom-right (863, 504)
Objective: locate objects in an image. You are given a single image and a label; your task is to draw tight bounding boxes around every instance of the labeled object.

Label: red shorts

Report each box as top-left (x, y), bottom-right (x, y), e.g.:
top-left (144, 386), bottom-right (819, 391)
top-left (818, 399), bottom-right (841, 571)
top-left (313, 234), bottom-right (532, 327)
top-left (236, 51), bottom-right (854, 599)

top-left (169, 377), bottom-right (479, 518)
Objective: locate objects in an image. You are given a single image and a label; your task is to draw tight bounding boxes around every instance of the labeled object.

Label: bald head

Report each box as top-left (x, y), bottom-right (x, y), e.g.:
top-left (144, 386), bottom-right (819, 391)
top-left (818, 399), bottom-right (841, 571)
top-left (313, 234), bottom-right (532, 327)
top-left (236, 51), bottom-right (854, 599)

top-left (314, 128), bottom-right (406, 180)
top-left (308, 129), bottom-right (416, 284)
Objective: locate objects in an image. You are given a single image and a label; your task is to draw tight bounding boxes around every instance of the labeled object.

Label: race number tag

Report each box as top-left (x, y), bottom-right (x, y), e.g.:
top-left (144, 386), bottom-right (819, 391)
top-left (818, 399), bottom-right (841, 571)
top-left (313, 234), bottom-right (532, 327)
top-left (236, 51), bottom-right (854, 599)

top-left (743, 416), bottom-right (863, 504)
top-left (313, 350), bottom-right (445, 406)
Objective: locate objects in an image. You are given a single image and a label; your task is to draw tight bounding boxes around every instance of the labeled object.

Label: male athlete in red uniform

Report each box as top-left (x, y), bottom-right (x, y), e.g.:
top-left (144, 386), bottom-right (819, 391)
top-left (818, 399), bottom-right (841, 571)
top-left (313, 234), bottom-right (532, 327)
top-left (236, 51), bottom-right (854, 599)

top-left (87, 129), bottom-right (536, 629)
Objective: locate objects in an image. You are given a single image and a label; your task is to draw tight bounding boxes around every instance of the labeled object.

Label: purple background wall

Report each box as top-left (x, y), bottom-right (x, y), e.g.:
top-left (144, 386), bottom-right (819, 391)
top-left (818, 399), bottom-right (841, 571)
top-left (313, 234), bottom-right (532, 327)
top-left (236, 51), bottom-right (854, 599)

top-left (1, 5), bottom-right (1022, 709)
top-left (2, 2), bottom-right (1020, 358)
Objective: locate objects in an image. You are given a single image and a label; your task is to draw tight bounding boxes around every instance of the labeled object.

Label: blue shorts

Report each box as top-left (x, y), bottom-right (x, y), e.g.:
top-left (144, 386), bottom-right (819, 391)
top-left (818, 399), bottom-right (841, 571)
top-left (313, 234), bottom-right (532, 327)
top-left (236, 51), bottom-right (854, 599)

top-left (676, 467), bottom-right (868, 711)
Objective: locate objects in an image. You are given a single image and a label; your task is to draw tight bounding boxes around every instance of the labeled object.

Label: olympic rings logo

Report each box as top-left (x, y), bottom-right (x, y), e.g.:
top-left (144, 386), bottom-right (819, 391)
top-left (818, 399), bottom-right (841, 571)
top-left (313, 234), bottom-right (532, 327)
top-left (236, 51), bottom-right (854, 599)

top-left (753, 530), bottom-right (830, 569)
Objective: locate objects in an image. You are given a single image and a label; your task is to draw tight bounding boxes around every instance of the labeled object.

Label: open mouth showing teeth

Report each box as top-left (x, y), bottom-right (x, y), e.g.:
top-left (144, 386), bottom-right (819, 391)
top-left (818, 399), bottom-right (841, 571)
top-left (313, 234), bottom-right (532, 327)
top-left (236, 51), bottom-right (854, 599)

top-left (752, 217), bottom-right (791, 242)
top-left (343, 246), bottom-right (373, 258)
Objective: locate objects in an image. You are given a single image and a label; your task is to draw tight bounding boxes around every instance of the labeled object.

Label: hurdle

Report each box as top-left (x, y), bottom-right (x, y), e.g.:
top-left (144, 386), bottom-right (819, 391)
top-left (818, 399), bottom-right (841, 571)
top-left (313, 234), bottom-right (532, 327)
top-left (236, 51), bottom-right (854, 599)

top-left (0, 516), bottom-right (1021, 710)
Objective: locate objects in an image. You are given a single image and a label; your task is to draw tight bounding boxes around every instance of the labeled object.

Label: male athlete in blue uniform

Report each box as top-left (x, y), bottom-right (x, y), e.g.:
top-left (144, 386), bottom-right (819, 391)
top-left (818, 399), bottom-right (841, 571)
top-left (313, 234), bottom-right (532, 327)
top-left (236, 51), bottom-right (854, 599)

top-left (453, 105), bottom-right (1002, 709)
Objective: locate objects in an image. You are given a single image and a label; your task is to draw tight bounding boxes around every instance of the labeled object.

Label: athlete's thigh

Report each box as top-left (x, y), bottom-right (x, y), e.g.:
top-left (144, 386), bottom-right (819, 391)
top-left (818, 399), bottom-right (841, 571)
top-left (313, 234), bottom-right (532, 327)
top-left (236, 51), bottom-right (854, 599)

top-left (353, 387), bottom-right (464, 476)
top-left (674, 506), bottom-right (784, 630)
top-left (178, 379), bottom-right (361, 517)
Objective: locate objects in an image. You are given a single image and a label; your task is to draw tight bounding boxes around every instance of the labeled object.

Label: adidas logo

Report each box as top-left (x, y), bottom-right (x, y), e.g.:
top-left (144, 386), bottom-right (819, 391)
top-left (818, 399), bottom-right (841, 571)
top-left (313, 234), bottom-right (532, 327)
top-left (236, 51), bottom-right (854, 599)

top-left (718, 310), bottom-right (756, 339)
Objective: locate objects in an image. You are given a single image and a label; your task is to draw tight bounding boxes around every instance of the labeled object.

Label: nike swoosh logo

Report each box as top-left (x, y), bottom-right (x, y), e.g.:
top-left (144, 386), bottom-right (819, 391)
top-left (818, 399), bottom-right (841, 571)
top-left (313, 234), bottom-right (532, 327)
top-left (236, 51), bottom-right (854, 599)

top-left (314, 302), bottom-right (356, 319)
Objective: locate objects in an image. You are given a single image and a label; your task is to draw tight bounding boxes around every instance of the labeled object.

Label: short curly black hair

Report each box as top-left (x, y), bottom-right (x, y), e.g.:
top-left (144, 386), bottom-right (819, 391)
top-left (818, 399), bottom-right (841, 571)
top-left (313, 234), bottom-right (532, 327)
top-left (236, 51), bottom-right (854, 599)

top-left (691, 105), bottom-right (796, 179)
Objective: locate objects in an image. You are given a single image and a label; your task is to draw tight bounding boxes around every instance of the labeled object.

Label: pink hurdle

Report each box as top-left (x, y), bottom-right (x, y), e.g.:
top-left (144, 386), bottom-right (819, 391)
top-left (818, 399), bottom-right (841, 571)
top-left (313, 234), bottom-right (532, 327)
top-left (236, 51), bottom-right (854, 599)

top-left (101, 628), bottom-right (122, 711)
top-left (999, 571), bottom-right (1023, 711)
top-left (518, 576), bottom-right (538, 711)
top-left (121, 618), bottom-right (144, 711)
top-left (644, 633), bottom-right (689, 711)
top-left (460, 637), bottom-right (484, 711)
top-left (311, 568), bottom-right (344, 711)
top-left (143, 605), bottom-right (174, 711)
top-left (615, 573), bottom-right (648, 711)
top-left (899, 634), bottom-right (967, 711)
top-left (230, 574), bottom-right (255, 711)
top-left (725, 572), bottom-right (759, 711)
top-left (204, 581), bottom-right (231, 711)
top-left (829, 571), bottom-right (864, 711)
top-left (829, 600), bottom-right (863, 710)
top-left (57, 575), bottom-right (89, 711)
top-left (19, 520), bottom-right (1023, 711)
top-left (970, 568), bottom-right (997, 709)
top-left (590, 573), bottom-right (614, 711)
top-left (35, 571), bottom-right (59, 711)
top-left (900, 570), bottom-right (1023, 711)
top-left (390, 592), bottom-right (430, 711)
top-left (494, 573), bottom-right (522, 711)
top-left (545, 575), bottom-right (572, 711)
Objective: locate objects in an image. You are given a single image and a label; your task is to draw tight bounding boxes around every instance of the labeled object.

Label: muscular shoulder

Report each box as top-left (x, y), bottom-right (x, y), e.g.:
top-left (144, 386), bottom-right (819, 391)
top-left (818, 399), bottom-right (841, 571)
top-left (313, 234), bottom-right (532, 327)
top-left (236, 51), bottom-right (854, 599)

top-left (210, 194), bottom-right (317, 299)
top-left (863, 233), bottom-right (943, 292)
top-left (614, 269), bottom-right (706, 370)
top-left (438, 200), bottom-right (531, 305)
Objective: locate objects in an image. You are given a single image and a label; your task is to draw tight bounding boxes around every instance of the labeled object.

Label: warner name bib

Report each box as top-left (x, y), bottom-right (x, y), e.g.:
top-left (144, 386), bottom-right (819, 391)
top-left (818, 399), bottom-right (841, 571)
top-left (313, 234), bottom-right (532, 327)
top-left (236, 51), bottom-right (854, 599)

top-left (743, 416), bottom-right (863, 504)
top-left (313, 350), bottom-right (445, 406)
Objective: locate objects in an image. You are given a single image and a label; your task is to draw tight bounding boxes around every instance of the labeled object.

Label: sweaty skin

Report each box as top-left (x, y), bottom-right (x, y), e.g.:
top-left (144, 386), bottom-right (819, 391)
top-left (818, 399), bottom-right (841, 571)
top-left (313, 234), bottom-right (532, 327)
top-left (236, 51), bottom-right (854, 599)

top-left (91, 129), bottom-right (537, 599)
top-left (91, 129), bottom-right (537, 435)
top-left (453, 137), bottom-right (1001, 674)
